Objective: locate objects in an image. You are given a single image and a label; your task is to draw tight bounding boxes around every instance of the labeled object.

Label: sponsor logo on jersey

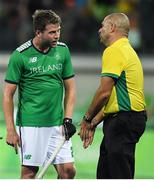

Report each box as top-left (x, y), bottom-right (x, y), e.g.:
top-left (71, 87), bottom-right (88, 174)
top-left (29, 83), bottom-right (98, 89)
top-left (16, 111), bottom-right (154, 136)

top-left (30, 63), bottom-right (63, 74)
top-left (29, 57), bottom-right (37, 63)
top-left (24, 154), bottom-right (32, 160)
top-left (55, 53), bottom-right (61, 61)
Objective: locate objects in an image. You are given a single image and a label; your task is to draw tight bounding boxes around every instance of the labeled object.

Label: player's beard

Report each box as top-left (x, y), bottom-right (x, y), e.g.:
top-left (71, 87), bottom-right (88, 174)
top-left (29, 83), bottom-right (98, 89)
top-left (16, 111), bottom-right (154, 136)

top-left (40, 40), bottom-right (51, 49)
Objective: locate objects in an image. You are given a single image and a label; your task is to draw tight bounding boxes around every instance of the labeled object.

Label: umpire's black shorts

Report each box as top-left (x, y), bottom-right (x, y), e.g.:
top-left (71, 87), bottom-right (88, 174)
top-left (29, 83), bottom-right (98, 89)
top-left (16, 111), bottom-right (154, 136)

top-left (97, 110), bottom-right (147, 179)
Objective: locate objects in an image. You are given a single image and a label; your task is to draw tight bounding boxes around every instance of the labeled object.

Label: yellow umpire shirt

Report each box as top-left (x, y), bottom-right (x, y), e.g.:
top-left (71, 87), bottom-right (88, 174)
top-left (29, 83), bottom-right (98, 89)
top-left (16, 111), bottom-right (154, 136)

top-left (101, 38), bottom-right (146, 114)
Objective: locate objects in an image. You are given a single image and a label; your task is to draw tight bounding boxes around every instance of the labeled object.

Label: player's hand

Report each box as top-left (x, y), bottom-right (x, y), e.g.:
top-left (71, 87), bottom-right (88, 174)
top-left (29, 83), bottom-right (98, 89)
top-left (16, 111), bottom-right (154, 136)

top-left (6, 129), bottom-right (21, 154)
top-left (63, 118), bottom-right (76, 140)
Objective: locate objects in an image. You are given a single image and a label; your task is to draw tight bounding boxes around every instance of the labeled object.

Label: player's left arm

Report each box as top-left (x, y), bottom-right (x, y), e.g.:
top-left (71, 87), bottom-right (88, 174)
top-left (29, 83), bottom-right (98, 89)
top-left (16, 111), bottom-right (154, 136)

top-left (63, 77), bottom-right (76, 118)
top-left (63, 77), bottom-right (76, 140)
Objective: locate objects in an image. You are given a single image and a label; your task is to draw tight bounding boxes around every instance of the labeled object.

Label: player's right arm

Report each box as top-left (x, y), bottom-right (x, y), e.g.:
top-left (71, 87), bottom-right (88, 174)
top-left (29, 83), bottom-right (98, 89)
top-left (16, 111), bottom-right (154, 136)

top-left (3, 50), bottom-right (23, 153)
top-left (3, 82), bottom-right (20, 152)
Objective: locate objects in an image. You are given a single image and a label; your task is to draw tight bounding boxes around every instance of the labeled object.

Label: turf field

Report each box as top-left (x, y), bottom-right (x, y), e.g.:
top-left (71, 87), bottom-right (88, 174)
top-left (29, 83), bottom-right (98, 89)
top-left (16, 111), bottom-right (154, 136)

top-left (0, 121), bottom-right (154, 179)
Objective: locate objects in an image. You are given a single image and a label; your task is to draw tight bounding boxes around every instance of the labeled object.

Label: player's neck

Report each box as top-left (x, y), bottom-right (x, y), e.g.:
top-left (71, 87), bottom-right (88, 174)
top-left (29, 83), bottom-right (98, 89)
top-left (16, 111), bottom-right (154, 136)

top-left (32, 37), bottom-right (50, 53)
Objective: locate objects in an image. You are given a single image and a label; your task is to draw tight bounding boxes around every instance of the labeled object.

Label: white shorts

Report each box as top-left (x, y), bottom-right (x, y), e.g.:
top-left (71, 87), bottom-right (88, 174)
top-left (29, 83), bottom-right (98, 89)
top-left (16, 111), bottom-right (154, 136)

top-left (17, 126), bottom-right (74, 166)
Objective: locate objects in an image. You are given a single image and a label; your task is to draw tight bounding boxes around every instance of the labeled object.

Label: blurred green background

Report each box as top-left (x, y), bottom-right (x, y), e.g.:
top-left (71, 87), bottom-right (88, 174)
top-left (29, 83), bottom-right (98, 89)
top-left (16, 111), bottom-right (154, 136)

top-left (0, 59), bottom-right (154, 179)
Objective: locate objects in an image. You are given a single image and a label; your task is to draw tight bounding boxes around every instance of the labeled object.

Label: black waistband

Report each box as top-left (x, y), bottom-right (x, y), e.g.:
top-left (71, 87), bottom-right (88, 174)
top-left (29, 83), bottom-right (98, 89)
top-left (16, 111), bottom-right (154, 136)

top-left (105, 110), bottom-right (147, 118)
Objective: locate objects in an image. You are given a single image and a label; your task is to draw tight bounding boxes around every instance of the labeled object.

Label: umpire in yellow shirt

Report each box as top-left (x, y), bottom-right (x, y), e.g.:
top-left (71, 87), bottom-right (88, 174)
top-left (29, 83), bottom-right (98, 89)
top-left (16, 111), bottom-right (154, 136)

top-left (79, 13), bottom-right (147, 179)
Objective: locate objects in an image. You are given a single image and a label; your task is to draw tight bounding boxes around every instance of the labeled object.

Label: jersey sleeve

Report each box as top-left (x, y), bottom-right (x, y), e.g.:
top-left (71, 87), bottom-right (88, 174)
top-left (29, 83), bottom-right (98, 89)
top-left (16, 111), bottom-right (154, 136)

top-left (62, 47), bottom-right (75, 79)
top-left (5, 50), bottom-right (24, 84)
top-left (101, 47), bottom-right (125, 79)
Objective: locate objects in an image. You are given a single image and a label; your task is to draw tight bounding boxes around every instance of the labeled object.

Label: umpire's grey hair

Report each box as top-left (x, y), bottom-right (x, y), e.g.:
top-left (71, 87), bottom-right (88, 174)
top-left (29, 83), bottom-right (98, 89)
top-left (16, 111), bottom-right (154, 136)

top-left (106, 13), bottom-right (130, 37)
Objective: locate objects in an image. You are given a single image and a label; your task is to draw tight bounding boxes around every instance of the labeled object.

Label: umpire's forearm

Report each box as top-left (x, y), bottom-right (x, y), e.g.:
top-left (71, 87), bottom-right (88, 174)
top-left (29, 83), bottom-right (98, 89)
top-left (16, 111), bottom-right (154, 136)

top-left (86, 86), bottom-right (109, 120)
top-left (91, 110), bottom-right (105, 128)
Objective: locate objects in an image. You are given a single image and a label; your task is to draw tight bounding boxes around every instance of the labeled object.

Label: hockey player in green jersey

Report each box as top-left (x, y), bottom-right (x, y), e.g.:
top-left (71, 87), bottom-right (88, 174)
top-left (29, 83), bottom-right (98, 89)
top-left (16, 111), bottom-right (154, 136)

top-left (3, 9), bottom-right (76, 179)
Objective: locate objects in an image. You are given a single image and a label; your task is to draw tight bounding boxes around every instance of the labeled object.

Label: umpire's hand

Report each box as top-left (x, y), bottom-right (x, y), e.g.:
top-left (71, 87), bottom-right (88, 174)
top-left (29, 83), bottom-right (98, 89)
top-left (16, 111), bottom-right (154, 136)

top-left (63, 118), bottom-right (76, 140)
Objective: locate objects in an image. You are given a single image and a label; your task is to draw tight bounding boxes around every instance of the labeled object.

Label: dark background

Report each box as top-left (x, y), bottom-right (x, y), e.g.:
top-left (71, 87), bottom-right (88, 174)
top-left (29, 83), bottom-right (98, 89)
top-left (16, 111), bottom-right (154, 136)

top-left (0, 0), bottom-right (154, 54)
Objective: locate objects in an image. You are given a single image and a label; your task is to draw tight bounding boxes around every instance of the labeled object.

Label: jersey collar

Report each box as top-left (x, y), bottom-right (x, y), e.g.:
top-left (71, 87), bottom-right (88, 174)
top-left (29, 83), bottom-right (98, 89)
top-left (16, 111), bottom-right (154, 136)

top-left (31, 39), bottom-right (52, 54)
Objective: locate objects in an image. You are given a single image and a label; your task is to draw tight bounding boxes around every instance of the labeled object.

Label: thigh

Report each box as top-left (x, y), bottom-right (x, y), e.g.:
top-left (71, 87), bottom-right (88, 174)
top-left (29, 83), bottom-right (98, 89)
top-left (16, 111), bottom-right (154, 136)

top-left (103, 115), bottom-right (125, 152)
top-left (44, 126), bottom-right (74, 165)
top-left (101, 115), bottom-right (135, 178)
top-left (103, 112), bottom-right (146, 151)
top-left (127, 112), bottom-right (147, 143)
top-left (17, 126), bottom-right (52, 166)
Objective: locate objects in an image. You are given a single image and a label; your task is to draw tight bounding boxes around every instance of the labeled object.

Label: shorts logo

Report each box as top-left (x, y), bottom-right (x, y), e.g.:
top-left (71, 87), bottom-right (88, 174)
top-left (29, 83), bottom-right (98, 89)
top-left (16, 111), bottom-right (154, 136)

top-left (24, 154), bottom-right (32, 160)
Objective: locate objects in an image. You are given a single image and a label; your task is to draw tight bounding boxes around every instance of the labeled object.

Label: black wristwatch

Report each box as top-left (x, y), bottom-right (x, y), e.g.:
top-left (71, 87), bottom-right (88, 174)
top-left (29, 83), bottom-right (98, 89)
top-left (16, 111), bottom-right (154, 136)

top-left (63, 118), bottom-right (72, 123)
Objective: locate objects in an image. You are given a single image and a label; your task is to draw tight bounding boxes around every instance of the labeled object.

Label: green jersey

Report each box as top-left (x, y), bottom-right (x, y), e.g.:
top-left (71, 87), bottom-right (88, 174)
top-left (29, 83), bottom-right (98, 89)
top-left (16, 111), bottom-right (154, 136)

top-left (5, 40), bottom-right (75, 127)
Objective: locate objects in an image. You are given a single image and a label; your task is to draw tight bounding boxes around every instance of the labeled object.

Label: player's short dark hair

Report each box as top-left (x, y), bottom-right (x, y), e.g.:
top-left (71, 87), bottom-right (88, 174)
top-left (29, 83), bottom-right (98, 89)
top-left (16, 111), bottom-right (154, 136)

top-left (32, 9), bottom-right (61, 32)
